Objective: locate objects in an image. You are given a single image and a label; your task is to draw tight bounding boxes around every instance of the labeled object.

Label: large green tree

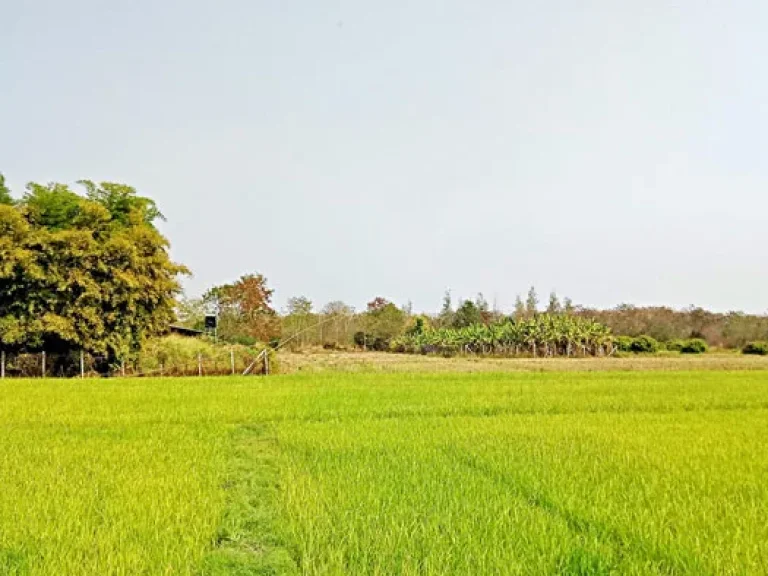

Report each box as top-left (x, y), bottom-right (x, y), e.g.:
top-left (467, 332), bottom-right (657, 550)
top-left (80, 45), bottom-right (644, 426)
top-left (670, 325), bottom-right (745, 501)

top-left (0, 178), bottom-right (187, 365)
top-left (0, 174), bottom-right (12, 205)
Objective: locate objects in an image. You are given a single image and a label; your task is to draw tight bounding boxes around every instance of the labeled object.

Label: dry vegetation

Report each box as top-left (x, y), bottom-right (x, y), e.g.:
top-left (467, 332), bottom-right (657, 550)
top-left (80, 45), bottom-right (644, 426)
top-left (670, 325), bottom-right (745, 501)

top-left (278, 348), bottom-right (768, 374)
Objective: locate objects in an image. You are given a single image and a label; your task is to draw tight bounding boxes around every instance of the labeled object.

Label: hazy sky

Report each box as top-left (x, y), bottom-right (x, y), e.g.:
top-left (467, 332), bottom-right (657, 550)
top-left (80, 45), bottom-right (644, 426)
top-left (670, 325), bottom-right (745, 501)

top-left (2, 1), bottom-right (767, 313)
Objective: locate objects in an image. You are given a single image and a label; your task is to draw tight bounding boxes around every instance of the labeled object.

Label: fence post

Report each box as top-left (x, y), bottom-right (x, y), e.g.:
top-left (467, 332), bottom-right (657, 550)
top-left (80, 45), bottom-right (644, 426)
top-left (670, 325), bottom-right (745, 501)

top-left (121, 359), bottom-right (125, 377)
top-left (80, 350), bottom-right (85, 378)
top-left (198, 353), bottom-right (202, 377)
top-left (1, 350), bottom-right (4, 379)
top-left (42, 351), bottom-right (46, 378)
top-left (263, 350), bottom-right (270, 375)
top-left (230, 349), bottom-right (235, 375)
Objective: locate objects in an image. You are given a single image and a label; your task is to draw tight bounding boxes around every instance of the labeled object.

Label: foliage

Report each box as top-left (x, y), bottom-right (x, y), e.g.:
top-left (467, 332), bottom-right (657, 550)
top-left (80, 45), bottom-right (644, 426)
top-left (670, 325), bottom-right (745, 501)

top-left (525, 286), bottom-right (538, 317)
top-left (666, 339), bottom-right (686, 352)
top-left (629, 335), bottom-right (660, 353)
top-left (0, 179), bottom-right (187, 364)
top-left (615, 336), bottom-right (634, 352)
top-left (205, 274), bottom-right (280, 343)
top-left (679, 338), bottom-right (708, 354)
top-left (742, 341), bottom-right (768, 356)
top-left (438, 290), bottom-right (455, 328)
top-left (578, 305), bottom-right (768, 349)
top-left (453, 299), bottom-right (482, 328)
top-left (391, 314), bottom-right (613, 357)
top-left (513, 295), bottom-right (525, 319)
top-left (0, 173), bottom-right (13, 205)
top-left (360, 297), bottom-right (407, 350)
top-left (546, 291), bottom-right (562, 315)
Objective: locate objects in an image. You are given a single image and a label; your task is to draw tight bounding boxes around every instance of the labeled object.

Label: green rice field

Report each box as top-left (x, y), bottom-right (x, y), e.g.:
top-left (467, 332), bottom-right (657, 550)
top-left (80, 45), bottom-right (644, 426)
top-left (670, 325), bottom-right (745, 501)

top-left (1, 370), bottom-right (767, 575)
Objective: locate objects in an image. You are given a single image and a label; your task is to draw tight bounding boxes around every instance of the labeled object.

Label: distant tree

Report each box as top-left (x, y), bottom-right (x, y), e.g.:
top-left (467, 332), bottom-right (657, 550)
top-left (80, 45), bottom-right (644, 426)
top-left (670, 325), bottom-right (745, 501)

top-left (563, 297), bottom-right (575, 315)
top-left (453, 299), bottom-right (482, 328)
top-left (322, 301), bottom-right (355, 316)
top-left (525, 286), bottom-right (539, 317)
top-left (286, 296), bottom-right (313, 316)
top-left (282, 296), bottom-right (315, 347)
top-left (206, 274), bottom-right (280, 343)
top-left (363, 297), bottom-right (406, 350)
top-left (546, 292), bottom-right (562, 315)
top-left (0, 174), bottom-right (12, 205)
top-left (438, 289), bottom-right (454, 327)
top-left (513, 295), bottom-right (526, 320)
top-left (475, 293), bottom-right (493, 324)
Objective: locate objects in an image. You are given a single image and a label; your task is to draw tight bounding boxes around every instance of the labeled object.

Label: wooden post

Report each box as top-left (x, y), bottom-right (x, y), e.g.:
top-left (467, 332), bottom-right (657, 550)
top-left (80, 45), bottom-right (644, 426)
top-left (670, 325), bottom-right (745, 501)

top-left (42, 351), bottom-right (46, 378)
top-left (230, 349), bottom-right (235, 375)
top-left (198, 353), bottom-right (202, 376)
top-left (1, 350), bottom-right (5, 379)
top-left (80, 350), bottom-right (85, 378)
top-left (160, 362), bottom-right (165, 376)
top-left (263, 350), bottom-right (269, 375)
top-left (121, 359), bottom-right (125, 377)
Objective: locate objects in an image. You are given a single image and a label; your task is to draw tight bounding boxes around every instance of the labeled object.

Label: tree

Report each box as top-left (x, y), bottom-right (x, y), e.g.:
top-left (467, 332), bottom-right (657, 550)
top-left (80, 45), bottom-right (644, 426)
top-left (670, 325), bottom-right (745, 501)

top-left (0, 179), bottom-right (187, 367)
top-left (286, 296), bottom-right (313, 316)
top-left (283, 296), bottom-right (315, 348)
top-left (438, 289), bottom-right (454, 328)
top-left (363, 297), bottom-right (406, 350)
top-left (525, 286), bottom-right (538, 317)
top-left (206, 274), bottom-right (280, 343)
top-left (0, 174), bottom-right (12, 205)
top-left (564, 297), bottom-right (575, 315)
top-left (453, 299), bottom-right (482, 328)
top-left (475, 293), bottom-right (493, 324)
top-left (514, 295), bottom-right (525, 320)
top-left (546, 292), bottom-right (562, 315)
top-left (321, 301), bottom-right (356, 347)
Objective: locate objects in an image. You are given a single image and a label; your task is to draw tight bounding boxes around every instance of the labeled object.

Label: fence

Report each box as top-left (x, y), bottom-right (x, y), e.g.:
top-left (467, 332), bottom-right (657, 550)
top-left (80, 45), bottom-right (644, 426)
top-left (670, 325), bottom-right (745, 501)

top-left (0, 348), bottom-right (273, 379)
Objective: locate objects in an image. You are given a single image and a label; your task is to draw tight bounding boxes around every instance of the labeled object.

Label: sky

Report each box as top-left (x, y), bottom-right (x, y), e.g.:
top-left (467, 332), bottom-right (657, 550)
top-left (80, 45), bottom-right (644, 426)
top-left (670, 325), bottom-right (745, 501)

top-left (2, 1), bottom-right (767, 314)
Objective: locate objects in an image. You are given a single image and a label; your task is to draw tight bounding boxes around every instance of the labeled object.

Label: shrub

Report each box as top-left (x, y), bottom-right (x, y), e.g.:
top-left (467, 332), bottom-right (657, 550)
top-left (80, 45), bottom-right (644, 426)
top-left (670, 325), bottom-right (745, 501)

top-left (680, 338), bottom-right (708, 354)
top-left (666, 339), bottom-right (685, 352)
top-left (615, 336), bottom-right (634, 352)
top-left (630, 335), bottom-right (660, 353)
top-left (742, 341), bottom-right (768, 356)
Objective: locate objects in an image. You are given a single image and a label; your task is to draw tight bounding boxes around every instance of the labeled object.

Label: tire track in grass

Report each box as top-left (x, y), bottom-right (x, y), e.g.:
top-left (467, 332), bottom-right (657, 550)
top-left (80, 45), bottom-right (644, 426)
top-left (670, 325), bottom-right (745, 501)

top-left (444, 447), bottom-right (711, 576)
top-left (200, 423), bottom-right (298, 576)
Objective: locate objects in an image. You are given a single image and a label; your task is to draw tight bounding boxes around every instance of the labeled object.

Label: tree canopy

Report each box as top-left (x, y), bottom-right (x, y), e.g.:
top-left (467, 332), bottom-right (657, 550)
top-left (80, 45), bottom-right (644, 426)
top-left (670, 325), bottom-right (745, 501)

top-left (0, 178), bottom-right (187, 362)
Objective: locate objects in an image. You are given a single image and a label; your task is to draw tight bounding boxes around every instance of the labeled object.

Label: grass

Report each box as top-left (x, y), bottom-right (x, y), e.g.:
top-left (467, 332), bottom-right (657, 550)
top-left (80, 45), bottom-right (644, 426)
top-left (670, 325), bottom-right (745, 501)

top-left (0, 370), bottom-right (767, 574)
top-left (277, 349), bottom-right (768, 374)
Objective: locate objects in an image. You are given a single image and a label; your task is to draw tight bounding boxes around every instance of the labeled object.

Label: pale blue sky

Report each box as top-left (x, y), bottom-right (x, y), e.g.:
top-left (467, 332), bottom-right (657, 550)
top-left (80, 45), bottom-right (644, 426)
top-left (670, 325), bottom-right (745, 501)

top-left (2, 1), bottom-right (767, 313)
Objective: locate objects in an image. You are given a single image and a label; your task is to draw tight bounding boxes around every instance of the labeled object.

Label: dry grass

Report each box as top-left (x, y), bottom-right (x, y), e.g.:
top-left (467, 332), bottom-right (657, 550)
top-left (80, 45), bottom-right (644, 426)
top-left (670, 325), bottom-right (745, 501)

top-left (278, 349), bottom-right (768, 374)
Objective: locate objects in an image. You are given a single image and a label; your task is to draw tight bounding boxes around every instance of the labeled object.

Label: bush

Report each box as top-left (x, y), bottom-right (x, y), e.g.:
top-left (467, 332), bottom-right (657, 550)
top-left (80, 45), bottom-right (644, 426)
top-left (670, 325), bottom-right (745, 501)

top-left (615, 336), bottom-right (634, 352)
top-left (680, 338), bottom-right (708, 354)
top-left (742, 341), bottom-right (768, 356)
top-left (630, 335), bottom-right (660, 353)
top-left (665, 339), bottom-right (685, 352)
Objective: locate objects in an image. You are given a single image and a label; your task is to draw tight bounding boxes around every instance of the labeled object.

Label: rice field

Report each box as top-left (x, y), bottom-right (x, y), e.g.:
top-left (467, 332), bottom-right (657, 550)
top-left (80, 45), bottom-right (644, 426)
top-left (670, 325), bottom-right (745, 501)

top-left (1, 370), bottom-right (767, 575)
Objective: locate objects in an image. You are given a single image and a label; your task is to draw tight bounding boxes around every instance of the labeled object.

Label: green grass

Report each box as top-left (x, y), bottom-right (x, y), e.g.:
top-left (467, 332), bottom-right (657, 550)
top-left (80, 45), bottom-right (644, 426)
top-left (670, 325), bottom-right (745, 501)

top-left (0, 371), bottom-right (767, 574)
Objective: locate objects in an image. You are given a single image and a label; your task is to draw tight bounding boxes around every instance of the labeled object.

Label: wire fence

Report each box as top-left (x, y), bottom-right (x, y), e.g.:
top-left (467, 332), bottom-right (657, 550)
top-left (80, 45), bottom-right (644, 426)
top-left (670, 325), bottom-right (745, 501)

top-left (0, 349), bottom-right (272, 379)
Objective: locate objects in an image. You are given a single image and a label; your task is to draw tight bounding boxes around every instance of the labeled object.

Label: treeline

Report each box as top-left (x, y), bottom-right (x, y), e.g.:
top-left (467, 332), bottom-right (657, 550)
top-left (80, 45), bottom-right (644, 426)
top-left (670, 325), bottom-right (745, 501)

top-left (180, 282), bottom-right (768, 353)
top-left (3, 171), bottom-right (767, 369)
